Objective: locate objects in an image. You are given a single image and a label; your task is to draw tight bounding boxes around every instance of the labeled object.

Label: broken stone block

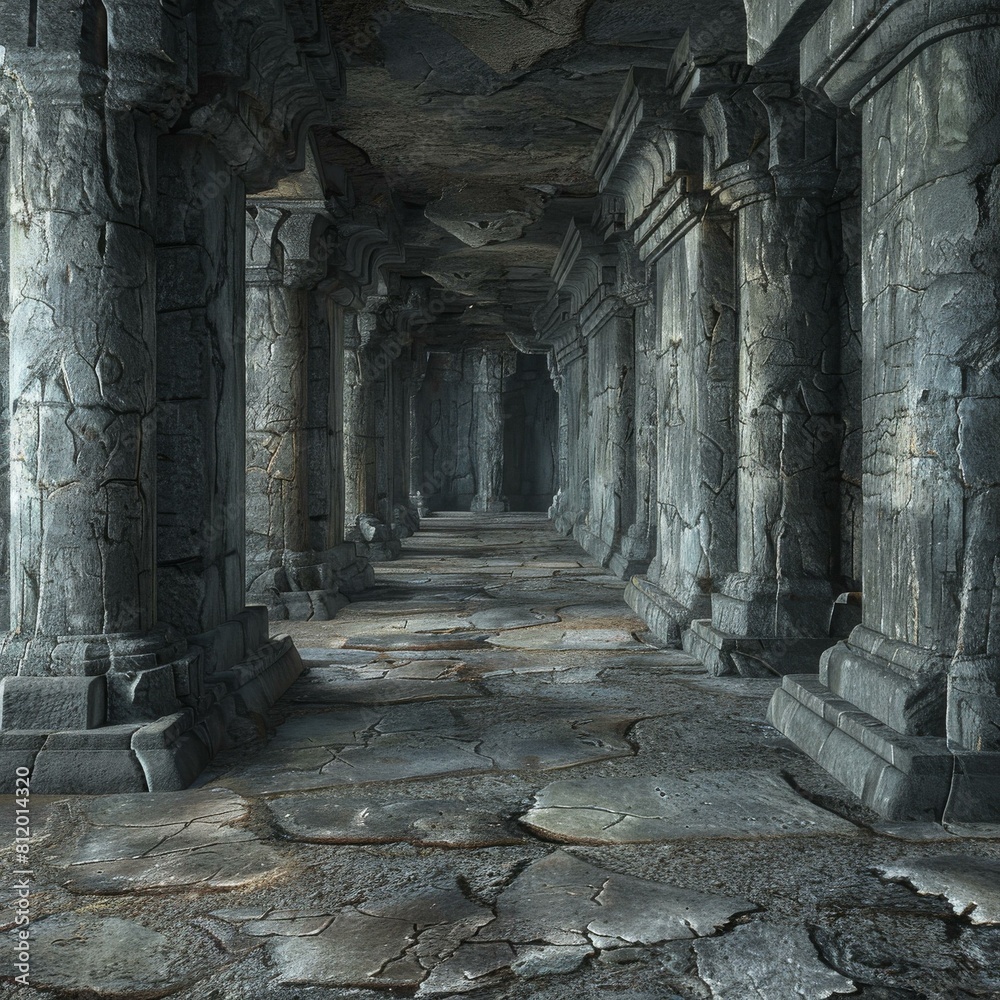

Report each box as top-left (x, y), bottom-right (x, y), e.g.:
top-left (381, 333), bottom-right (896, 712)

top-left (0, 675), bottom-right (106, 730)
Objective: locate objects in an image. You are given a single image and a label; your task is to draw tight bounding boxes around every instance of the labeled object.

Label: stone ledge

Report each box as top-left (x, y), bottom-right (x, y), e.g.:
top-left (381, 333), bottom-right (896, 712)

top-left (768, 674), bottom-right (1000, 822)
top-left (683, 620), bottom-right (828, 677)
top-left (624, 576), bottom-right (700, 647)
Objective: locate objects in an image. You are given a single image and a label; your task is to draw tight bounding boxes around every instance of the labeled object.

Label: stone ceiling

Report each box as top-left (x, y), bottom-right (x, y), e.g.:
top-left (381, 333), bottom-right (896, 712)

top-left (318, 0), bottom-right (747, 341)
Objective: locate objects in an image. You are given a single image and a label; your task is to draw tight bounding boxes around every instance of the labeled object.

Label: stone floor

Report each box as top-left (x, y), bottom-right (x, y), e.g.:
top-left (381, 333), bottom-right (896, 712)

top-left (4, 513), bottom-right (1000, 999)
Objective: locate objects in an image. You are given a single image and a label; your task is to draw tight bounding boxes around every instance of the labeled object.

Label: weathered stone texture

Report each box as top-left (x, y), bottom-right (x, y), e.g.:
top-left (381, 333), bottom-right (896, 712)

top-left (157, 136), bottom-right (248, 635)
top-left (860, 31), bottom-right (1000, 749)
top-left (471, 349), bottom-right (512, 513)
top-left (716, 188), bottom-right (843, 636)
top-left (644, 212), bottom-right (738, 639)
top-left (6, 90), bottom-right (160, 644)
top-left (502, 353), bottom-right (558, 512)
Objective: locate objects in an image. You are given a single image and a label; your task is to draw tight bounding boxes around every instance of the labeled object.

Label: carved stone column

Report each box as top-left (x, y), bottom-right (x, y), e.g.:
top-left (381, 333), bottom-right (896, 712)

top-left (343, 310), bottom-right (400, 560)
top-left (591, 70), bottom-right (739, 642)
top-left (408, 355), bottom-right (430, 517)
top-left (770, 0), bottom-right (1000, 821)
top-left (0, 7), bottom-right (191, 743)
top-left (685, 85), bottom-right (847, 676)
top-left (471, 349), bottom-right (512, 513)
top-left (156, 135), bottom-right (248, 636)
top-left (615, 249), bottom-right (658, 579)
top-left (245, 204), bottom-right (343, 619)
top-left (546, 357), bottom-right (570, 523)
top-left (627, 201), bottom-right (740, 645)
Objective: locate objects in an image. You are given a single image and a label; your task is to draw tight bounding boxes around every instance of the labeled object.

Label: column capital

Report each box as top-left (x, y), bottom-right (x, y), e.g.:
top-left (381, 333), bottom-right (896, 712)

top-left (245, 201), bottom-right (331, 289)
top-left (802, 0), bottom-right (1000, 108)
top-left (0, 0), bottom-right (194, 123)
top-left (702, 83), bottom-right (838, 208)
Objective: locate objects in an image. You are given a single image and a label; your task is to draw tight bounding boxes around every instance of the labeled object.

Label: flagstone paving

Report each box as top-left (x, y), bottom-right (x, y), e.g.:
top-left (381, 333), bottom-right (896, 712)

top-left (3, 513), bottom-right (1000, 999)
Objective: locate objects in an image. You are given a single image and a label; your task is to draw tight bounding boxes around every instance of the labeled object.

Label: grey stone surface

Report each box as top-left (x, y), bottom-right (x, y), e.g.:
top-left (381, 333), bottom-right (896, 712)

top-left (268, 792), bottom-right (527, 846)
top-left (213, 700), bottom-right (638, 794)
top-left (35, 788), bottom-right (285, 894)
top-left (4, 914), bottom-right (199, 996)
top-left (694, 923), bottom-right (855, 999)
top-left (520, 771), bottom-right (858, 843)
top-left (4, 515), bottom-right (1000, 998)
top-left (879, 856), bottom-right (1000, 925)
top-left (0, 676), bottom-right (106, 731)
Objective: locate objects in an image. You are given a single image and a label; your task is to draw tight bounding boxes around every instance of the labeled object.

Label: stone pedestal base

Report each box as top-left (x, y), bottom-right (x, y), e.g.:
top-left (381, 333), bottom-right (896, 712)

top-left (0, 610), bottom-right (304, 793)
top-left (609, 554), bottom-right (652, 581)
top-left (683, 620), bottom-right (834, 678)
top-left (712, 574), bottom-right (838, 638)
top-left (472, 496), bottom-right (508, 514)
top-left (768, 674), bottom-right (1000, 822)
top-left (609, 529), bottom-right (653, 582)
top-left (249, 543), bottom-right (374, 618)
top-left (573, 525), bottom-right (614, 568)
top-left (818, 627), bottom-right (948, 737)
top-left (624, 576), bottom-right (705, 647)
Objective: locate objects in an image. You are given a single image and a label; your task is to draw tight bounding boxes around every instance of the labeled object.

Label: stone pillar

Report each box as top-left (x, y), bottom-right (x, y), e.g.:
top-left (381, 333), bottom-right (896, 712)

top-left (771, 0), bottom-right (1000, 821)
top-left (245, 204), bottom-right (343, 619)
top-left (626, 199), bottom-right (740, 646)
top-left (407, 356), bottom-right (430, 517)
top-left (0, 133), bottom-right (9, 631)
top-left (387, 357), bottom-right (418, 537)
top-left (0, 10), bottom-right (189, 738)
top-left (686, 85), bottom-right (846, 676)
top-left (343, 311), bottom-right (400, 560)
top-left (546, 356), bottom-right (569, 523)
top-left (156, 135), bottom-right (247, 635)
top-left (549, 338), bottom-right (589, 533)
top-left (616, 261), bottom-right (658, 579)
top-left (471, 349), bottom-right (510, 513)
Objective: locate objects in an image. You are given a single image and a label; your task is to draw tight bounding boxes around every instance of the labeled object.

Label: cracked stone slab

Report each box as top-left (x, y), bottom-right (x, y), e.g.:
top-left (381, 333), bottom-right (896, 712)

top-left (36, 788), bottom-right (284, 894)
top-left (878, 855), bottom-right (1000, 924)
top-left (5, 914), bottom-right (199, 996)
top-left (468, 607), bottom-right (561, 631)
top-left (487, 625), bottom-right (647, 650)
top-left (693, 923), bottom-right (855, 999)
top-left (267, 792), bottom-right (527, 847)
top-left (285, 667), bottom-right (485, 704)
top-left (519, 771), bottom-right (859, 843)
top-left (216, 703), bottom-right (638, 794)
top-left (422, 851), bottom-right (755, 992)
top-left (344, 633), bottom-right (491, 651)
top-left (214, 887), bottom-right (494, 990)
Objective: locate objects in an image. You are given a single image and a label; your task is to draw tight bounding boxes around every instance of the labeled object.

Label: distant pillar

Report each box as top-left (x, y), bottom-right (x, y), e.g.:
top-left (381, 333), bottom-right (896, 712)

top-left (244, 204), bottom-right (342, 618)
top-left (343, 310), bottom-right (400, 560)
top-left (471, 349), bottom-right (511, 513)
